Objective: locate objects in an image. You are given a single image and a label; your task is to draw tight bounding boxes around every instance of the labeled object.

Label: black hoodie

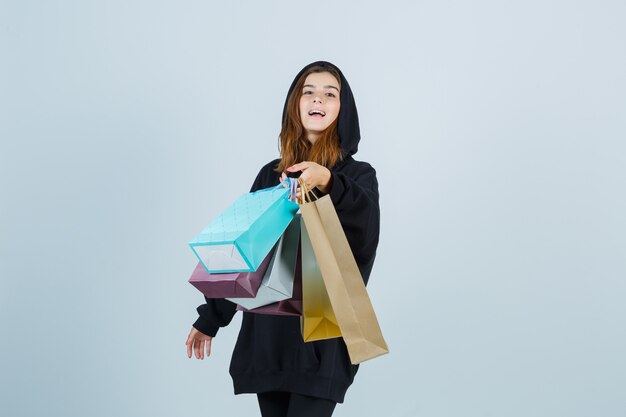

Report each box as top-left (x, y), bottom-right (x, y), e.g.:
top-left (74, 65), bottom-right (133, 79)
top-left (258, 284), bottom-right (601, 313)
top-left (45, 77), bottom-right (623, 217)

top-left (193, 61), bottom-right (380, 403)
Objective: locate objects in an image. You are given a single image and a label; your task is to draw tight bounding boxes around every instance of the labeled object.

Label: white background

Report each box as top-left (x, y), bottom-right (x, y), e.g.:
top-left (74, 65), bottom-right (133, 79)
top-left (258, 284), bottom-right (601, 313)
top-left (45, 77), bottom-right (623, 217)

top-left (1, 1), bottom-right (625, 416)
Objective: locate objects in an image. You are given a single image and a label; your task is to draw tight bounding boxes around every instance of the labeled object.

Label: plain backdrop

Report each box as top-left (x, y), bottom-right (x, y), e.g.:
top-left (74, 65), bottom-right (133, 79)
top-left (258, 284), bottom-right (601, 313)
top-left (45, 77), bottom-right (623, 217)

top-left (1, 1), bottom-right (625, 416)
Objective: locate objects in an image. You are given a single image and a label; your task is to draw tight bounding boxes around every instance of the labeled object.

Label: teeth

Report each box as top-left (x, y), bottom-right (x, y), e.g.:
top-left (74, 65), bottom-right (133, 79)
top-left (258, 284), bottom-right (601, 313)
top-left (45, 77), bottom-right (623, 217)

top-left (308, 110), bottom-right (325, 116)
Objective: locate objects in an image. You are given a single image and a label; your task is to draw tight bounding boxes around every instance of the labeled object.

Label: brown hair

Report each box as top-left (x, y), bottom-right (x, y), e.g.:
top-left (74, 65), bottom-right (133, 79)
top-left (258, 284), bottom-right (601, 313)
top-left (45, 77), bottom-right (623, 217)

top-left (276, 66), bottom-right (343, 173)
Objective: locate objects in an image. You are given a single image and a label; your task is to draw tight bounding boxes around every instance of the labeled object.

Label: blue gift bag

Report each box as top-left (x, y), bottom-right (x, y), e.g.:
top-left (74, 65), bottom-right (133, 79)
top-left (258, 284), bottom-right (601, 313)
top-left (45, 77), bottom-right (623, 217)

top-left (227, 214), bottom-right (300, 309)
top-left (189, 180), bottom-right (299, 274)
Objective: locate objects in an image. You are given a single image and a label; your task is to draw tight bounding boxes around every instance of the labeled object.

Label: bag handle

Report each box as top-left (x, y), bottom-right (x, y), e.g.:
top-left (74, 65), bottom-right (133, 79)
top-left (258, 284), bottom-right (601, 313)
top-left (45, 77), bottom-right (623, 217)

top-left (288, 178), bottom-right (299, 203)
top-left (297, 178), bottom-right (320, 204)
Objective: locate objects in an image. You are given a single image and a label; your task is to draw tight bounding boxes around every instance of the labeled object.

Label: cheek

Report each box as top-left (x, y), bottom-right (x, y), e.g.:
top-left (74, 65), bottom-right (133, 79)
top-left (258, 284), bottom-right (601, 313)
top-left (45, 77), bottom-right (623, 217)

top-left (298, 99), bottom-right (307, 122)
top-left (330, 103), bottom-right (341, 122)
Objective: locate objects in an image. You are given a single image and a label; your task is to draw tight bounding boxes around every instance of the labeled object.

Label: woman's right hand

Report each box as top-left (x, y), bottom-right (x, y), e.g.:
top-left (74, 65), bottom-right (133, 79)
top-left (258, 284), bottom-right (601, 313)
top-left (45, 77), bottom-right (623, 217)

top-left (186, 327), bottom-right (212, 360)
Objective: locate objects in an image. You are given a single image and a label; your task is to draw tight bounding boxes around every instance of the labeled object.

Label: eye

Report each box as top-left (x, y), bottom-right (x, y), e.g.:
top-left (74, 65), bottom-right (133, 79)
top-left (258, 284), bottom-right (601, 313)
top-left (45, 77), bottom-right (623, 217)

top-left (302, 90), bottom-right (312, 95)
top-left (325, 92), bottom-right (336, 98)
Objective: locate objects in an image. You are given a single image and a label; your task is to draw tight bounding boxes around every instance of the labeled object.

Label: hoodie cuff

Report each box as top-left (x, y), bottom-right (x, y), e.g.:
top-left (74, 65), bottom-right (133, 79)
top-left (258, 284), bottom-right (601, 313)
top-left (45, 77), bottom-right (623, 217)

top-left (328, 172), bottom-right (346, 205)
top-left (193, 316), bottom-right (219, 338)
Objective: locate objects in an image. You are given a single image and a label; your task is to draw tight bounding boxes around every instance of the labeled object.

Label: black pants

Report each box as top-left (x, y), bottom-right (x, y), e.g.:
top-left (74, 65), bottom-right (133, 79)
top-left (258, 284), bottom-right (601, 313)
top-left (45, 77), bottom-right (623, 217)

top-left (257, 391), bottom-right (337, 417)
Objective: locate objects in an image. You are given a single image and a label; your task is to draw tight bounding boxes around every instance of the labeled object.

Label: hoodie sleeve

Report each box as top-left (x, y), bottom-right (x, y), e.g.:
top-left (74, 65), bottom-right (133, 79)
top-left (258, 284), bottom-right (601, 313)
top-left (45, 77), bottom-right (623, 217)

top-left (193, 298), bottom-right (237, 337)
top-left (327, 161), bottom-right (380, 280)
top-left (192, 161), bottom-right (280, 337)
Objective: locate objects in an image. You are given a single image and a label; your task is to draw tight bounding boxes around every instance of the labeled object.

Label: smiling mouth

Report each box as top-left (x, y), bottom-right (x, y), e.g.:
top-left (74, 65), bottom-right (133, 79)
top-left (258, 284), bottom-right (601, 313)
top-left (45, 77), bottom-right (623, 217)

top-left (308, 110), bottom-right (326, 117)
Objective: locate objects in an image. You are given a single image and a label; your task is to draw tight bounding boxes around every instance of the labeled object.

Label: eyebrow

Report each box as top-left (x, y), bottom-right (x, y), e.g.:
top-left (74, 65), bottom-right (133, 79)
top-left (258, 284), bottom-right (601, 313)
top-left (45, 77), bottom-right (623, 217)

top-left (303, 84), bottom-right (340, 92)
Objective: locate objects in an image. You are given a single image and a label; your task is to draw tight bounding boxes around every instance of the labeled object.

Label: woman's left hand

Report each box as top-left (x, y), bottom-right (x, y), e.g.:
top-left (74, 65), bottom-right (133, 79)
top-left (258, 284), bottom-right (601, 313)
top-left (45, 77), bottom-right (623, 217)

top-left (280, 161), bottom-right (332, 194)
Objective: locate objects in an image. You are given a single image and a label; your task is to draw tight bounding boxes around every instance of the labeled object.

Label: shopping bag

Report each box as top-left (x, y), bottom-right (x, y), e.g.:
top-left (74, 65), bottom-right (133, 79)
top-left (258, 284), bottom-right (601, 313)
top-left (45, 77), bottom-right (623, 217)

top-left (188, 248), bottom-right (274, 298)
top-left (236, 239), bottom-right (303, 317)
top-left (299, 180), bottom-right (389, 364)
top-left (228, 214), bottom-right (300, 309)
top-left (189, 181), bottom-right (299, 274)
top-left (300, 216), bottom-right (341, 341)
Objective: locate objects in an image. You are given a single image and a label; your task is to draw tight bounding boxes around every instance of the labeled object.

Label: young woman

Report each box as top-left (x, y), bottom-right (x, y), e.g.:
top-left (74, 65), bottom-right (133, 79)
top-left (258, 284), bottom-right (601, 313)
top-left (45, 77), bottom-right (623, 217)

top-left (186, 61), bottom-right (380, 417)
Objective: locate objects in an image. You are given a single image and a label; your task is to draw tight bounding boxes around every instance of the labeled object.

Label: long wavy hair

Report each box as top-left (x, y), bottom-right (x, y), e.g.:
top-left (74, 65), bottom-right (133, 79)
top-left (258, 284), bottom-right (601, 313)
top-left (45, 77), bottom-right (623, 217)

top-left (276, 66), bottom-right (343, 173)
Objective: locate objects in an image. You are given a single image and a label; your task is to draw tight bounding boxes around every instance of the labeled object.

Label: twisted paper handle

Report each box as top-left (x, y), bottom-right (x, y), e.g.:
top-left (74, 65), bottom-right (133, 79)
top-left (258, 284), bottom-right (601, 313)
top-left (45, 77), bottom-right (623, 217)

top-left (297, 178), bottom-right (320, 204)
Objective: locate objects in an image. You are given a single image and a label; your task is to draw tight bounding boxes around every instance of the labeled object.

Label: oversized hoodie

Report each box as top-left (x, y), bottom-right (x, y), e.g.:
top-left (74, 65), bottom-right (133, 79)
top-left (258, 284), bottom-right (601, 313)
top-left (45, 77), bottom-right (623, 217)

top-left (192, 61), bottom-right (380, 403)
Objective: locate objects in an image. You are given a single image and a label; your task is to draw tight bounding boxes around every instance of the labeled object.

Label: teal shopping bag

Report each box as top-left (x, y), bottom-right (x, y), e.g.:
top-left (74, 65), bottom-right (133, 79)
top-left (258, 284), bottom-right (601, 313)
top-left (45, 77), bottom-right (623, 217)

top-left (189, 181), bottom-right (299, 274)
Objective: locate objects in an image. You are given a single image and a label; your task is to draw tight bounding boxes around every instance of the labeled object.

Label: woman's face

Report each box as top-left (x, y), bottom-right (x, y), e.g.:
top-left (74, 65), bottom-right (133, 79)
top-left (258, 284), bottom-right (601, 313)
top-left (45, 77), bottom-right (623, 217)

top-left (299, 72), bottom-right (341, 143)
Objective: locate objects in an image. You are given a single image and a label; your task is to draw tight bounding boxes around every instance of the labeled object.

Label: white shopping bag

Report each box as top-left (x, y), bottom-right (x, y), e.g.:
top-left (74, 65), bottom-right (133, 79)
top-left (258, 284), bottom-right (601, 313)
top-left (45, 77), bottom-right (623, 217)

top-left (228, 215), bottom-right (300, 309)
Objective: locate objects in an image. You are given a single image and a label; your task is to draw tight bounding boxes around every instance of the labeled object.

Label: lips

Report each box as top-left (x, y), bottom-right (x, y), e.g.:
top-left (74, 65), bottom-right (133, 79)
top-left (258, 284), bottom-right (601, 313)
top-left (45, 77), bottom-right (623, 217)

top-left (308, 109), bottom-right (326, 117)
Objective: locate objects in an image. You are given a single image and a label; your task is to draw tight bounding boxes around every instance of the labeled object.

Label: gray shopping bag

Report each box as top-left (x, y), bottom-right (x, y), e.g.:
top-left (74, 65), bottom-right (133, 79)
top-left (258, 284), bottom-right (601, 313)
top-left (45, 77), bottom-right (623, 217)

top-left (228, 215), bottom-right (300, 309)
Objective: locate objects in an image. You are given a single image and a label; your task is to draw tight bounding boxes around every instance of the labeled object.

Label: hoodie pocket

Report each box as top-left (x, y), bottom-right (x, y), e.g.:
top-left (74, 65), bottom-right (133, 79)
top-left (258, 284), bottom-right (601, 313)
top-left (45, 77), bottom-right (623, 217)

top-left (297, 341), bottom-right (321, 372)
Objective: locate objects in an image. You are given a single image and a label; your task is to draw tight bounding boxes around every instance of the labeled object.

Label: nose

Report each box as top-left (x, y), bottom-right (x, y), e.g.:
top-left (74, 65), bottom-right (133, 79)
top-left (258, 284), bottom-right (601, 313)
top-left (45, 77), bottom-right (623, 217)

top-left (313, 95), bottom-right (323, 104)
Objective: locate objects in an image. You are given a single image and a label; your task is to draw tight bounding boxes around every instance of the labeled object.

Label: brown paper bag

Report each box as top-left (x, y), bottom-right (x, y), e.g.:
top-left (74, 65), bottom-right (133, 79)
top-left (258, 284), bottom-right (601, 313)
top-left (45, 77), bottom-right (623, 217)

top-left (299, 181), bottom-right (389, 364)
top-left (300, 217), bottom-right (342, 341)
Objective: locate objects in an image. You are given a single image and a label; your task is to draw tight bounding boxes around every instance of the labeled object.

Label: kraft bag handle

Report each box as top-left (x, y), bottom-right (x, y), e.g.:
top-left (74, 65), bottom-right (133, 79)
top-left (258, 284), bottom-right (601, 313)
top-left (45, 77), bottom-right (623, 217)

top-left (297, 178), bottom-right (320, 204)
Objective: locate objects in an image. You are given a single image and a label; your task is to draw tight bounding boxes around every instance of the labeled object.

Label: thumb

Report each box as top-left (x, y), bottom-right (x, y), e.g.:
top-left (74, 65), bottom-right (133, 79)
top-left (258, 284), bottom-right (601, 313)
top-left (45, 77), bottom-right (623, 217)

top-left (287, 162), bottom-right (310, 172)
top-left (186, 328), bottom-right (197, 345)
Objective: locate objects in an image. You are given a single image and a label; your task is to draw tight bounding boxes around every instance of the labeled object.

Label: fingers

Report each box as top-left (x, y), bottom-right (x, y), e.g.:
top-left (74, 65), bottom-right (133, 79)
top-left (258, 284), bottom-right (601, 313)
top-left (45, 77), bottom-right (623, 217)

top-left (287, 162), bottom-right (311, 172)
top-left (297, 171), bottom-right (313, 191)
top-left (194, 338), bottom-right (203, 360)
top-left (288, 162), bottom-right (321, 189)
top-left (298, 164), bottom-right (331, 193)
top-left (186, 328), bottom-right (197, 358)
top-left (186, 328), bottom-right (214, 360)
top-left (205, 337), bottom-right (212, 357)
top-left (279, 172), bottom-right (287, 183)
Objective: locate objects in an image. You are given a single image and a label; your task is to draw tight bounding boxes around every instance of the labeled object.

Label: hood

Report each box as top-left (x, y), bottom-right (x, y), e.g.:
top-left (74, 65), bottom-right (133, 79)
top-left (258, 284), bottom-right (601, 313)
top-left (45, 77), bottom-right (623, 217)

top-left (281, 60), bottom-right (361, 157)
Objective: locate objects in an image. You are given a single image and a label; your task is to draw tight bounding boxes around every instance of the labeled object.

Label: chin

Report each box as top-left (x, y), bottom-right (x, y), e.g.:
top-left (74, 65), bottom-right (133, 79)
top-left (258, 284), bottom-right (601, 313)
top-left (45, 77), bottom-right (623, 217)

top-left (304, 124), bottom-right (329, 134)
